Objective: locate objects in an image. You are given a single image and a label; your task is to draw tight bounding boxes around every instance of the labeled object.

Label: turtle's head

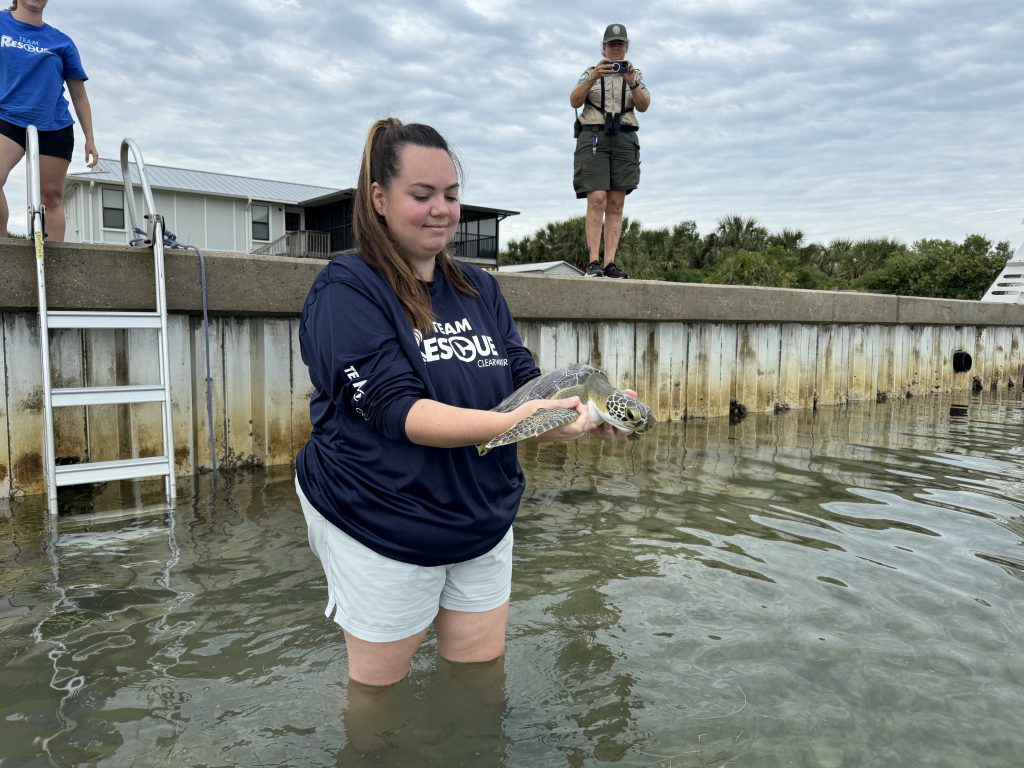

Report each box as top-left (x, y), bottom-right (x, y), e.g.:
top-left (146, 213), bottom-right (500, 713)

top-left (605, 392), bottom-right (656, 434)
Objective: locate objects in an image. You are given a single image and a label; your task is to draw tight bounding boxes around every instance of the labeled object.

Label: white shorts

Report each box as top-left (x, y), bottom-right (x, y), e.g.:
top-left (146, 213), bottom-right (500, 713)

top-left (296, 476), bottom-right (513, 643)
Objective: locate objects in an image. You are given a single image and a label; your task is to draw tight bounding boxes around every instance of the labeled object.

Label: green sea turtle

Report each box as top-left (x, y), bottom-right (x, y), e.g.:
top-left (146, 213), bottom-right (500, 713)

top-left (477, 364), bottom-right (655, 455)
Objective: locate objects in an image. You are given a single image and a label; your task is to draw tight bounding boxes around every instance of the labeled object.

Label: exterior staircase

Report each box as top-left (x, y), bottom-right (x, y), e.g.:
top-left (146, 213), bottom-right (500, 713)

top-left (981, 242), bottom-right (1024, 303)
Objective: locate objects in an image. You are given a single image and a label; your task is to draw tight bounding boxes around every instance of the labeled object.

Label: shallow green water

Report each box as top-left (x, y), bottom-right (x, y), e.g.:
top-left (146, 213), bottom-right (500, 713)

top-left (2, 395), bottom-right (1023, 767)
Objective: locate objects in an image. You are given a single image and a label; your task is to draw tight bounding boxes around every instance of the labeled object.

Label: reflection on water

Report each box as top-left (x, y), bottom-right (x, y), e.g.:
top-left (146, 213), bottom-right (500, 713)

top-left (2, 395), bottom-right (1023, 767)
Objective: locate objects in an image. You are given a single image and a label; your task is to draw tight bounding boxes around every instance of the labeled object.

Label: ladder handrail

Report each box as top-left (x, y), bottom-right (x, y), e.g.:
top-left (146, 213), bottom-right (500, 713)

top-left (26, 125), bottom-right (42, 222)
top-left (119, 138), bottom-right (159, 243)
top-left (119, 138), bottom-right (176, 506)
top-left (28, 125), bottom-right (58, 510)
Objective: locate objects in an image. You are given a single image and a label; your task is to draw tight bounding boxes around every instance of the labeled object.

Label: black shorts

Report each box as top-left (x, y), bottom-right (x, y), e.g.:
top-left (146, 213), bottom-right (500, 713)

top-left (0, 119), bottom-right (75, 162)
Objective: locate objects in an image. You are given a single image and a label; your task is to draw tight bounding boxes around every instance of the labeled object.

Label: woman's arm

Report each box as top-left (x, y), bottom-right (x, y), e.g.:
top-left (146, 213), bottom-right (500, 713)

top-left (66, 80), bottom-right (98, 168)
top-left (405, 396), bottom-right (592, 448)
top-left (569, 73), bottom-right (595, 109)
top-left (570, 63), bottom-right (607, 108)
top-left (629, 82), bottom-right (651, 112)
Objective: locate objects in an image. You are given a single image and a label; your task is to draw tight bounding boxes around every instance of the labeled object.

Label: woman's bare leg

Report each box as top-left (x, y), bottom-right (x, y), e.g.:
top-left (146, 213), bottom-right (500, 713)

top-left (342, 627), bottom-right (428, 687)
top-left (39, 154), bottom-right (71, 241)
top-left (434, 600), bottom-right (509, 663)
top-left (0, 135), bottom-right (26, 237)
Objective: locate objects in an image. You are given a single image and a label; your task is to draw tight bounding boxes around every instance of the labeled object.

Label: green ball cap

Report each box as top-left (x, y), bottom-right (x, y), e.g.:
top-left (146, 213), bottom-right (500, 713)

top-left (603, 23), bottom-right (628, 43)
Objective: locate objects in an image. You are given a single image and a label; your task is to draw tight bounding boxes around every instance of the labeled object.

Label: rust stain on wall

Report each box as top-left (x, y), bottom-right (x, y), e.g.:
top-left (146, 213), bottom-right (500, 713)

top-left (20, 387), bottom-right (43, 414)
top-left (13, 451), bottom-right (42, 486)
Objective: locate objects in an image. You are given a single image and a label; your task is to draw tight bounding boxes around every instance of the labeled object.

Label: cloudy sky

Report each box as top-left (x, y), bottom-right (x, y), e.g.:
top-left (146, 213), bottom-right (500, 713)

top-left (7, 0), bottom-right (1023, 252)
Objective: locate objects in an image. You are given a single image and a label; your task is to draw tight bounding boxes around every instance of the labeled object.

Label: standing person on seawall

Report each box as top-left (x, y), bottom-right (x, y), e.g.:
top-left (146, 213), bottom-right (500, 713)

top-left (569, 23), bottom-right (650, 279)
top-left (295, 118), bottom-right (627, 689)
top-left (0, 0), bottom-right (98, 241)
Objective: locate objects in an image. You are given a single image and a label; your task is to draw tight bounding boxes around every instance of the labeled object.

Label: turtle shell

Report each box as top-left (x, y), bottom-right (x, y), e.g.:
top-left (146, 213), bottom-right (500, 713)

top-left (492, 364), bottom-right (607, 412)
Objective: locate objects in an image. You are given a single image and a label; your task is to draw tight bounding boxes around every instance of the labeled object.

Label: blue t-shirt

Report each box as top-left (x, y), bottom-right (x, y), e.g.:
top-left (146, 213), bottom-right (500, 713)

top-left (296, 255), bottom-right (541, 567)
top-left (0, 10), bottom-right (87, 130)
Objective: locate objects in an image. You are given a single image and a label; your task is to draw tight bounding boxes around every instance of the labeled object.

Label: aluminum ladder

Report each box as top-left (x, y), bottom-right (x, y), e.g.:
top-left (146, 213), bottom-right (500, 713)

top-left (32, 129), bottom-right (176, 515)
top-left (980, 241), bottom-right (1024, 303)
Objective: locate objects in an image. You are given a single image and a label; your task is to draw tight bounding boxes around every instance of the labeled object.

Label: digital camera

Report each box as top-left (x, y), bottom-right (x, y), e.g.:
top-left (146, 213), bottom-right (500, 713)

top-left (607, 60), bottom-right (631, 75)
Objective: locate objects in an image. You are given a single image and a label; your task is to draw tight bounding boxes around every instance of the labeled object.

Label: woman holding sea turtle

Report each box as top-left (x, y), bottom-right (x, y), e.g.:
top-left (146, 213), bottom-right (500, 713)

top-left (295, 118), bottom-right (652, 689)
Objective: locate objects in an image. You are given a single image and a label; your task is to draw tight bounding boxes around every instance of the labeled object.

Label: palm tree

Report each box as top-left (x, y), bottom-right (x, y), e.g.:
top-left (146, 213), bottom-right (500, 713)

top-left (811, 238), bottom-right (854, 279)
top-left (709, 249), bottom-right (788, 287)
top-left (716, 215), bottom-right (769, 253)
top-left (768, 227), bottom-right (805, 257)
top-left (693, 232), bottom-right (720, 269)
top-left (846, 237), bottom-right (905, 278)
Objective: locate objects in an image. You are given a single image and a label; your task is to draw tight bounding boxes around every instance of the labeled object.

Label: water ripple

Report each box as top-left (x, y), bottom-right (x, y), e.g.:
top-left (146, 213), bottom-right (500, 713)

top-left (1, 395), bottom-right (1023, 766)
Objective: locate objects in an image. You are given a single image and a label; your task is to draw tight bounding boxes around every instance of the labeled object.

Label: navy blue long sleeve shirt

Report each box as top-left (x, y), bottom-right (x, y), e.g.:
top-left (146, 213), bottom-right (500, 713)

top-left (295, 255), bottom-right (540, 566)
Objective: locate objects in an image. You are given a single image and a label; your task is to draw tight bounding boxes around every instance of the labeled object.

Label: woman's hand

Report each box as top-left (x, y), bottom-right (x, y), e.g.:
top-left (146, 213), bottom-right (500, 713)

top-left (516, 388), bottom-right (643, 446)
top-left (592, 420), bottom-right (632, 443)
top-left (512, 396), bottom-right (593, 445)
top-left (592, 59), bottom-right (615, 79)
top-left (84, 139), bottom-right (99, 169)
top-left (65, 80), bottom-right (98, 168)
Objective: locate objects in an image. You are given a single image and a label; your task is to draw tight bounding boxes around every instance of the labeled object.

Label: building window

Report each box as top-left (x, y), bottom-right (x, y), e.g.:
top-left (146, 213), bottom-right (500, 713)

top-left (285, 211), bottom-right (301, 232)
top-left (101, 187), bottom-right (125, 229)
top-left (252, 203), bottom-right (270, 241)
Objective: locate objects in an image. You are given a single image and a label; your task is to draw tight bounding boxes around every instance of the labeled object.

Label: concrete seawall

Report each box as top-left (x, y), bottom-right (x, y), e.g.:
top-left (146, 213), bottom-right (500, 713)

top-left (2, 240), bottom-right (1022, 498)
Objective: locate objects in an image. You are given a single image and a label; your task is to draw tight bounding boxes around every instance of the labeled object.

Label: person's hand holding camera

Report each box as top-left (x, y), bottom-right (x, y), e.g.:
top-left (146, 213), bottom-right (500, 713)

top-left (591, 58), bottom-right (635, 85)
top-left (623, 63), bottom-right (638, 88)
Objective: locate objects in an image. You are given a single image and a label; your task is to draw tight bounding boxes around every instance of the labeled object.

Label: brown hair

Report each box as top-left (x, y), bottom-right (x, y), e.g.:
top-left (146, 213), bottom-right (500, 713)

top-left (8, 2), bottom-right (17, 10)
top-left (353, 118), bottom-right (477, 333)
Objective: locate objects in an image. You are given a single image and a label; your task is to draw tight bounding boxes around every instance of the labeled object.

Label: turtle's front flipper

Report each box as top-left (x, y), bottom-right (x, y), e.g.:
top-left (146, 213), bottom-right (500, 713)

top-left (477, 407), bottom-right (579, 455)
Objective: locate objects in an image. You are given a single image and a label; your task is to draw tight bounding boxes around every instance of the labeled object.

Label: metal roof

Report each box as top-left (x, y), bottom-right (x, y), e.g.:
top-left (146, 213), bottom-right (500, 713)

top-left (68, 160), bottom-right (519, 216)
top-left (497, 261), bottom-right (583, 275)
top-left (67, 158), bottom-right (337, 204)
top-left (300, 187), bottom-right (518, 216)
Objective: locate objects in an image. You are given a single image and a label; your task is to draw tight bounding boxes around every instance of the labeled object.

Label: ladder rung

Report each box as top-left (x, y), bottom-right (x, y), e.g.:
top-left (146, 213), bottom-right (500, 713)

top-left (46, 310), bottom-right (163, 329)
top-left (51, 384), bottom-right (167, 407)
top-left (54, 456), bottom-right (172, 486)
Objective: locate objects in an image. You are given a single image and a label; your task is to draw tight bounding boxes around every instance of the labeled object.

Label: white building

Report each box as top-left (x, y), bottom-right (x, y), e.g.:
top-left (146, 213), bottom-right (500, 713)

top-left (64, 160), bottom-right (334, 254)
top-left (64, 160), bottom-right (517, 266)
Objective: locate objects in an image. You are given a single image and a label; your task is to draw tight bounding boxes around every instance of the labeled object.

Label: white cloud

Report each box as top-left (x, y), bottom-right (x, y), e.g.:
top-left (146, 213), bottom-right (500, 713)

top-left (3, 0), bottom-right (1020, 254)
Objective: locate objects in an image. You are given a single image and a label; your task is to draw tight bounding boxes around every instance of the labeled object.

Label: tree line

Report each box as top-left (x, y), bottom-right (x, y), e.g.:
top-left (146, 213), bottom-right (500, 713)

top-left (499, 215), bottom-right (1015, 300)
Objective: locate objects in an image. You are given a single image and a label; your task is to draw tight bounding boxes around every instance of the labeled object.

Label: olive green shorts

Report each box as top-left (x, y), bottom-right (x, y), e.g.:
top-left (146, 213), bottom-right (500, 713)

top-left (573, 129), bottom-right (640, 199)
